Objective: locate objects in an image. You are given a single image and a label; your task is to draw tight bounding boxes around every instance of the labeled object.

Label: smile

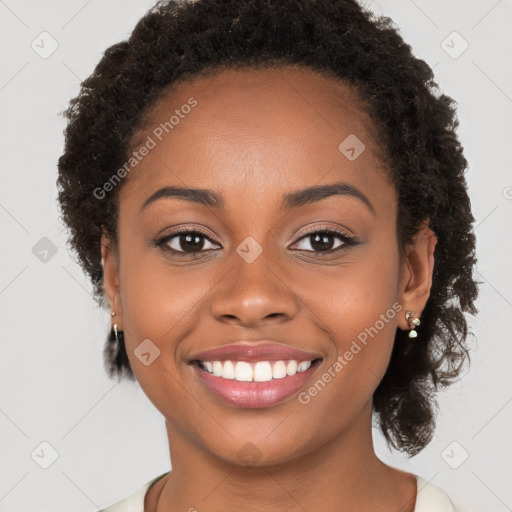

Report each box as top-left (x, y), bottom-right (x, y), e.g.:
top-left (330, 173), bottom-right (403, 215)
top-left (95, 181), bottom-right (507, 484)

top-left (190, 357), bottom-right (322, 408)
top-left (197, 359), bottom-right (315, 382)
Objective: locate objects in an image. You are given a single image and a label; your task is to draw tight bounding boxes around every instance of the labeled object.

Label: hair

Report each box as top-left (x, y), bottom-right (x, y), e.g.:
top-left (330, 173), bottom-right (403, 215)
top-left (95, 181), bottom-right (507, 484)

top-left (56, 0), bottom-right (479, 456)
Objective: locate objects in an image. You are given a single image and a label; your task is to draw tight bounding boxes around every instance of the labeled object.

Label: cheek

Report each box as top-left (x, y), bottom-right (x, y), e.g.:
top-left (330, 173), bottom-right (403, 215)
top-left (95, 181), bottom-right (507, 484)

top-left (116, 218), bottom-right (210, 330)
top-left (116, 239), bottom-right (221, 405)
top-left (115, 250), bottom-right (207, 427)
top-left (297, 238), bottom-right (401, 404)
top-left (305, 233), bottom-right (401, 341)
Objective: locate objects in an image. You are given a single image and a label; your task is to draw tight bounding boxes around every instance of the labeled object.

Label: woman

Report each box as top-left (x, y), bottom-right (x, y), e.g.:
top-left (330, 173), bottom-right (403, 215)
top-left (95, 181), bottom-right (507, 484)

top-left (57, 0), bottom-right (479, 510)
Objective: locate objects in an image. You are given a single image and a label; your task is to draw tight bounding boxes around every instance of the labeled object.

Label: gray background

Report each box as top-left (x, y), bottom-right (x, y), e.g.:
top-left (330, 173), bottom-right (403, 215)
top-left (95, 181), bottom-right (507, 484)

top-left (1, 0), bottom-right (511, 510)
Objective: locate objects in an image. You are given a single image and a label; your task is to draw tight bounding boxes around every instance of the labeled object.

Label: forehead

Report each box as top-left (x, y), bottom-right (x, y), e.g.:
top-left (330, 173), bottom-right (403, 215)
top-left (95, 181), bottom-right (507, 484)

top-left (120, 65), bottom-right (393, 212)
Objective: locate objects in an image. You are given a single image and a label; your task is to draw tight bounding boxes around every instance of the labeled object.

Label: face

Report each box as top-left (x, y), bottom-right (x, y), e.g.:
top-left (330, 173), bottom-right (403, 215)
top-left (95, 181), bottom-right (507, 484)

top-left (102, 66), bottom-right (435, 465)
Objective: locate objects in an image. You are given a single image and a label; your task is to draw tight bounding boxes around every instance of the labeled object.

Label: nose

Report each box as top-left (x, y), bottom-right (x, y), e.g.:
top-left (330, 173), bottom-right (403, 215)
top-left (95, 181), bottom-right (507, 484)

top-left (210, 250), bottom-right (299, 328)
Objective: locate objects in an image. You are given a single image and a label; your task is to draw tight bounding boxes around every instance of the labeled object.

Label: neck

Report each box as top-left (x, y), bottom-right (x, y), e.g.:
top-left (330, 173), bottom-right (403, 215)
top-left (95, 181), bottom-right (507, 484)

top-left (153, 400), bottom-right (416, 512)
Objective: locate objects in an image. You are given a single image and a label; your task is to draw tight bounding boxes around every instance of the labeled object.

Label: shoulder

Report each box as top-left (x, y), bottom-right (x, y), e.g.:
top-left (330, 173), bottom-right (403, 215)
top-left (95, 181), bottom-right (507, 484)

top-left (98, 472), bottom-right (169, 512)
top-left (414, 475), bottom-right (455, 512)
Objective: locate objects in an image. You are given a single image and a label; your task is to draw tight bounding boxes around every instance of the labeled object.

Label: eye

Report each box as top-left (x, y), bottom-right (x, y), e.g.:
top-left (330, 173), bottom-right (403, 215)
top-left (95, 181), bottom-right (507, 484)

top-left (155, 228), bottom-right (220, 257)
top-left (291, 228), bottom-right (359, 253)
top-left (154, 226), bottom-right (360, 258)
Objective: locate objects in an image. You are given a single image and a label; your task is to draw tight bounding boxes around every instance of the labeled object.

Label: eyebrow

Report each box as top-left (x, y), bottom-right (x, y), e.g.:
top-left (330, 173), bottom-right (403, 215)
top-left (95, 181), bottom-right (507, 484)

top-left (140, 181), bottom-right (376, 216)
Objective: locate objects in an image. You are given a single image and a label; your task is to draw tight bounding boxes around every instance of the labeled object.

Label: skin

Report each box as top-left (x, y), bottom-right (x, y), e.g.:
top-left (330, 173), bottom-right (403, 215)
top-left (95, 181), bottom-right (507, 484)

top-left (101, 66), bottom-right (437, 512)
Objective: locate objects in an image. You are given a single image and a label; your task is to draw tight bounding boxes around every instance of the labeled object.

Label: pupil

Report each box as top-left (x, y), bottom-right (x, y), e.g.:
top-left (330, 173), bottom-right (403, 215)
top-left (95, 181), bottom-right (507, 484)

top-left (180, 233), bottom-right (204, 252)
top-left (311, 233), bottom-right (333, 252)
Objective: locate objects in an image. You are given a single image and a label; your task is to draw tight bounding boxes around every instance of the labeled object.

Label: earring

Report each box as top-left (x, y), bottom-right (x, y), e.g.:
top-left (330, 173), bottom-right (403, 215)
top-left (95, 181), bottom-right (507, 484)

top-left (405, 310), bottom-right (421, 338)
top-left (111, 311), bottom-right (119, 345)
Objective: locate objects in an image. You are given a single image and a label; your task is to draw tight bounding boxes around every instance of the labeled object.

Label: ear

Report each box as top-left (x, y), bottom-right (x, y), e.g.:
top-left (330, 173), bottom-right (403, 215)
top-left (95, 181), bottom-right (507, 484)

top-left (396, 220), bottom-right (437, 331)
top-left (100, 227), bottom-right (122, 327)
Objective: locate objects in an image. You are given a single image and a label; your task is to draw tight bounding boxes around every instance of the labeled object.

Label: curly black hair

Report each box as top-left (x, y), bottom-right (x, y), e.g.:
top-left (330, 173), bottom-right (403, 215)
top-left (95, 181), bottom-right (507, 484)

top-left (56, 0), bottom-right (479, 457)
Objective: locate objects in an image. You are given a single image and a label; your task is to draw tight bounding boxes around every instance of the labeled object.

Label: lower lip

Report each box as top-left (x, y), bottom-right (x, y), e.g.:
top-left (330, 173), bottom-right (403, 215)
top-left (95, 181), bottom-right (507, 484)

top-left (190, 360), bottom-right (322, 408)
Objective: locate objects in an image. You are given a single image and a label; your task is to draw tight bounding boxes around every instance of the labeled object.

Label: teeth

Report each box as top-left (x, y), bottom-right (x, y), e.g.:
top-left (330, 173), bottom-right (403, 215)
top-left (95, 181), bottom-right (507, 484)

top-left (297, 361), bottom-right (312, 372)
top-left (198, 359), bottom-right (316, 381)
top-left (272, 360), bottom-right (287, 379)
top-left (221, 360), bottom-right (235, 379)
top-left (212, 361), bottom-right (223, 377)
top-left (234, 361), bottom-right (253, 382)
top-left (254, 361), bottom-right (273, 382)
top-left (286, 360), bottom-right (297, 376)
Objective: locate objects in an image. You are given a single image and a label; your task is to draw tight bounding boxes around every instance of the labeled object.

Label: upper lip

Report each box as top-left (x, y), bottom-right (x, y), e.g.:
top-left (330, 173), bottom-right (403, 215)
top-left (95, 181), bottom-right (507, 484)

top-left (188, 341), bottom-right (323, 363)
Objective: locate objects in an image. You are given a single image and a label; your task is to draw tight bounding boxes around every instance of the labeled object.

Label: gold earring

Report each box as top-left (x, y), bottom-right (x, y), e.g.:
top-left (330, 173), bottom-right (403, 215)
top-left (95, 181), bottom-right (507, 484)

top-left (405, 310), bottom-right (421, 338)
top-left (111, 311), bottom-right (119, 344)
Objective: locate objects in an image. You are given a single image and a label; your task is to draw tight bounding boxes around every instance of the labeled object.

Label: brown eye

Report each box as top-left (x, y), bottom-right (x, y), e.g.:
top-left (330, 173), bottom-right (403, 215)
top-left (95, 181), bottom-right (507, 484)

top-left (156, 229), bottom-right (220, 255)
top-left (292, 228), bottom-right (358, 253)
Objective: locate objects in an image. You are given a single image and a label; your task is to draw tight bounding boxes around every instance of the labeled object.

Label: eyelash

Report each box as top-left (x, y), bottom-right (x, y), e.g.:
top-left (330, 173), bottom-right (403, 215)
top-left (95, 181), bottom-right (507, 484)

top-left (154, 226), bottom-right (360, 258)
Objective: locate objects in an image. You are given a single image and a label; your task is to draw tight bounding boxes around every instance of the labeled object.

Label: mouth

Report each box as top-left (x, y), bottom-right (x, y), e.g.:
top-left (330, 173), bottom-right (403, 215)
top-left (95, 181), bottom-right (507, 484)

top-left (190, 358), bottom-right (322, 408)
top-left (187, 341), bottom-right (323, 408)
